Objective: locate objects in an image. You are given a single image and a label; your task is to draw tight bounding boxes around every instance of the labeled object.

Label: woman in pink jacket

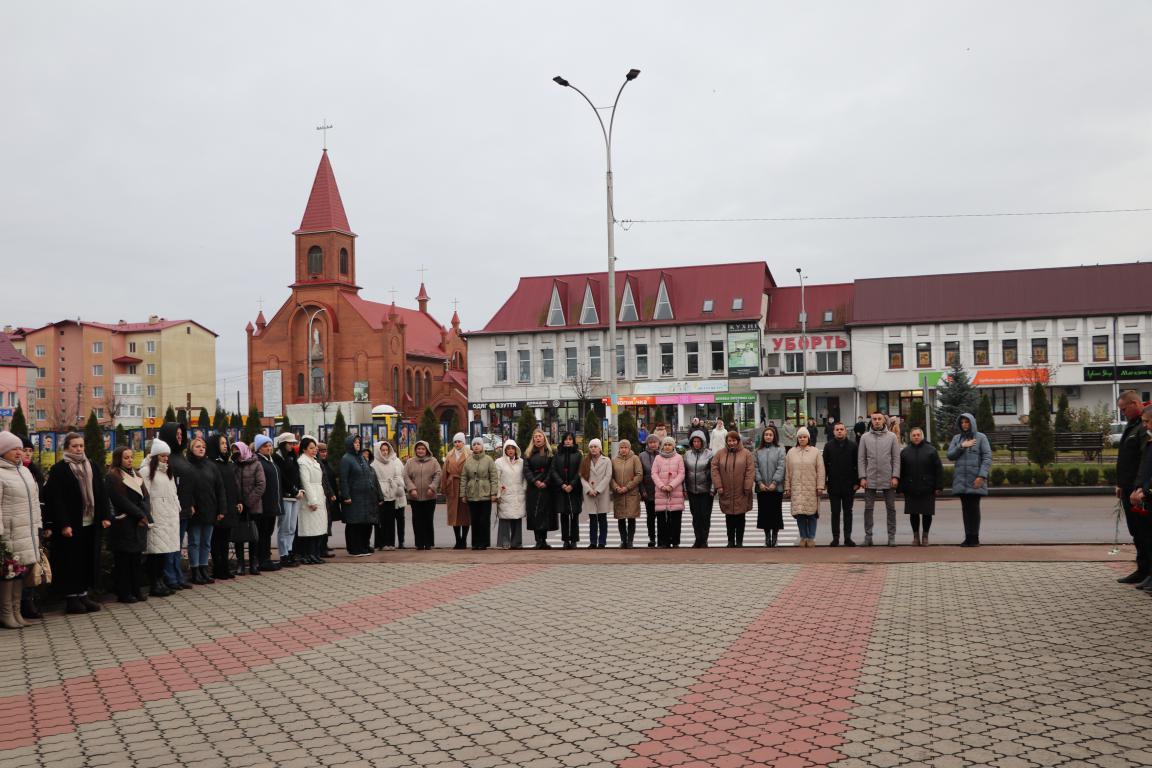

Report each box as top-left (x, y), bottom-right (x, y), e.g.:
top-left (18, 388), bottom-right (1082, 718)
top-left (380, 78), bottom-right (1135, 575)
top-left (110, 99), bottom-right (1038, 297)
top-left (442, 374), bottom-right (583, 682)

top-left (651, 436), bottom-right (686, 548)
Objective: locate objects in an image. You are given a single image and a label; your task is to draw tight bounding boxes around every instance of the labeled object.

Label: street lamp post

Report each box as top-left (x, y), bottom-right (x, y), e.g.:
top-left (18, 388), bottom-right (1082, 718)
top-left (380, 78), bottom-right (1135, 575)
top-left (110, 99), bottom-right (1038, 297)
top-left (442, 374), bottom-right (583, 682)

top-left (553, 68), bottom-right (641, 444)
top-left (796, 268), bottom-right (808, 423)
top-left (297, 304), bottom-right (328, 404)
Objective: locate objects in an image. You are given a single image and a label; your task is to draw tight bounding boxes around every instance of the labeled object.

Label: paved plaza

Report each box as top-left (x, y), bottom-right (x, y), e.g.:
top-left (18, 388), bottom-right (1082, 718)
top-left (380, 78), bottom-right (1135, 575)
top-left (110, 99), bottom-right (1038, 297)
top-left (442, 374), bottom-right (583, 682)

top-left (1, 550), bottom-right (1150, 768)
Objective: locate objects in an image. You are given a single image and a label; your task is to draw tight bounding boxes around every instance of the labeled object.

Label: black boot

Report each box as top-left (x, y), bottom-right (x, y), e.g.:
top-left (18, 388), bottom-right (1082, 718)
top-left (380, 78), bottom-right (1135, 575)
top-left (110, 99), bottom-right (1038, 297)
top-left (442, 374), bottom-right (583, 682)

top-left (1118, 569), bottom-right (1147, 584)
top-left (150, 580), bottom-right (172, 597)
top-left (21, 595), bottom-right (42, 620)
top-left (65, 596), bottom-right (88, 614)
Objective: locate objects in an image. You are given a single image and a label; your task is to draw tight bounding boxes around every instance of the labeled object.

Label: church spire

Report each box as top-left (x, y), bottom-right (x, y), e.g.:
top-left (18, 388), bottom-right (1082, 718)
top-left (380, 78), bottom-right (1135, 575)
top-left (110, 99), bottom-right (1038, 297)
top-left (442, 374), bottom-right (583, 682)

top-left (416, 282), bottom-right (430, 314)
top-left (294, 150), bottom-right (354, 236)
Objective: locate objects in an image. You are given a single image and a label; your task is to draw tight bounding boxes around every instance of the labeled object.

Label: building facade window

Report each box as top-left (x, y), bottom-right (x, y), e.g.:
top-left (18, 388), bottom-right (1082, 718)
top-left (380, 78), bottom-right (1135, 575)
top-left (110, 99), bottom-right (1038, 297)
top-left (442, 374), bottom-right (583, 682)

top-left (944, 341), bottom-right (960, 367)
top-left (616, 345), bottom-right (625, 378)
top-left (307, 246), bottom-right (323, 274)
top-left (711, 340), bottom-right (724, 374)
top-left (990, 388), bottom-right (1017, 415)
top-left (815, 351), bottom-right (839, 372)
top-left (128, 364), bottom-right (138, 375)
top-left (36, 367), bottom-right (45, 378)
top-left (973, 340), bottom-right (989, 366)
top-left (92, 342), bottom-right (103, 354)
top-left (565, 347), bottom-right (578, 380)
top-left (424, 372), bottom-right (431, 404)
top-left (1031, 338), bottom-right (1048, 364)
top-left (1002, 339), bottom-right (1018, 365)
top-left (1092, 335), bottom-right (1109, 362)
top-left (147, 407), bottom-right (156, 418)
top-left (494, 352), bottom-right (507, 383)
top-left (517, 350), bottom-right (531, 383)
top-left (92, 365), bottom-right (103, 376)
top-left (339, 248), bottom-right (349, 275)
top-left (146, 363), bottom-right (155, 375)
top-left (541, 348), bottom-right (555, 381)
top-left (392, 367), bottom-right (400, 404)
top-left (92, 386), bottom-right (103, 398)
top-left (146, 385), bottom-right (156, 397)
top-left (588, 345), bottom-right (601, 379)
top-left (660, 343), bottom-right (674, 376)
top-left (686, 341), bottom-right (699, 375)
top-left (128, 342), bottom-right (136, 353)
top-left (547, 286), bottom-right (565, 326)
top-left (1123, 333), bottom-right (1140, 361)
top-left (34, 345), bottom-right (44, 357)
top-left (297, 373), bottom-right (305, 396)
top-left (146, 340), bottom-right (156, 353)
top-left (619, 283), bottom-right (638, 323)
top-left (888, 344), bottom-right (904, 369)
top-left (634, 344), bottom-right (648, 378)
top-left (1062, 337), bottom-right (1078, 362)
top-left (916, 342), bottom-right (931, 368)
top-left (784, 352), bottom-right (803, 374)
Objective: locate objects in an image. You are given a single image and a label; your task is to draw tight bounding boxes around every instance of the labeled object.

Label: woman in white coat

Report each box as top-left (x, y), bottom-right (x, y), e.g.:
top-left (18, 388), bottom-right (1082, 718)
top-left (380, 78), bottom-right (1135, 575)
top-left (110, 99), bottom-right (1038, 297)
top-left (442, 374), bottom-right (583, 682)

top-left (580, 438), bottom-right (613, 548)
top-left (141, 439), bottom-right (186, 592)
top-left (373, 441), bottom-right (407, 549)
top-left (495, 440), bottom-right (526, 549)
top-left (709, 420), bottom-right (729, 453)
top-left (296, 436), bottom-right (328, 564)
top-left (0, 430), bottom-right (42, 629)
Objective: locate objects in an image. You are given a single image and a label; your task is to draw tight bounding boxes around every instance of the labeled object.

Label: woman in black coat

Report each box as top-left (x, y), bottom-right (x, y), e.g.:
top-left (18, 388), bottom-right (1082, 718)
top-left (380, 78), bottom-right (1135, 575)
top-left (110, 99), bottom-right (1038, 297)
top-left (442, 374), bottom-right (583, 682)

top-left (898, 427), bottom-right (943, 546)
top-left (105, 447), bottom-right (153, 602)
top-left (550, 432), bottom-right (583, 549)
top-left (522, 430), bottom-right (556, 549)
top-left (207, 433), bottom-right (241, 580)
top-left (340, 434), bottom-right (381, 556)
top-left (184, 436), bottom-right (227, 584)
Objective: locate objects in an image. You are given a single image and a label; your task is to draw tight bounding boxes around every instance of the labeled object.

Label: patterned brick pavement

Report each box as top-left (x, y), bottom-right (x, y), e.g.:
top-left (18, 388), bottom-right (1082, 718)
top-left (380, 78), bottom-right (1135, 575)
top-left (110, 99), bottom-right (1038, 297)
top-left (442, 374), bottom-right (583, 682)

top-left (0, 558), bottom-right (1149, 768)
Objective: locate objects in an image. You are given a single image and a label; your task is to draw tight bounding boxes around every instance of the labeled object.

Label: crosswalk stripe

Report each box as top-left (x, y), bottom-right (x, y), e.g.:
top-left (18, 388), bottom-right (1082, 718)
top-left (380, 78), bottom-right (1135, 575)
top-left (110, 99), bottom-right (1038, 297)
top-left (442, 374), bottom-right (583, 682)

top-left (543, 501), bottom-right (803, 547)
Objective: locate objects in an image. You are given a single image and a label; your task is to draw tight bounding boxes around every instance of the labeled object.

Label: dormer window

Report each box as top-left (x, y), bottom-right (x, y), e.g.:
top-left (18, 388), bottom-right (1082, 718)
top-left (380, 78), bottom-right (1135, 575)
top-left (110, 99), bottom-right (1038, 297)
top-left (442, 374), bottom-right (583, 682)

top-left (702, 299), bottom-right (714, 313)
top-left (546, 284), bottom-right (565, 326)
top-left (823, 310), bottom-right (834, 323)
top-left (653, 279), bottom-right (673, 320)
top-left (619, 282), bottom-right (639, 322)
top-left (579, 284), bottom-right (599, 325)
top-left (731, 297), bottom-right (743, 311)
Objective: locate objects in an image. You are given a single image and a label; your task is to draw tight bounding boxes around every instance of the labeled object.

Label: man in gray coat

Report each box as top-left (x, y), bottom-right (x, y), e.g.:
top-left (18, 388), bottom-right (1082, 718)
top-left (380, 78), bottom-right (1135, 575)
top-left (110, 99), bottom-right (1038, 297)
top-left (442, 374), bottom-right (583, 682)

top-left (858, 411), bottom-right (901, 546)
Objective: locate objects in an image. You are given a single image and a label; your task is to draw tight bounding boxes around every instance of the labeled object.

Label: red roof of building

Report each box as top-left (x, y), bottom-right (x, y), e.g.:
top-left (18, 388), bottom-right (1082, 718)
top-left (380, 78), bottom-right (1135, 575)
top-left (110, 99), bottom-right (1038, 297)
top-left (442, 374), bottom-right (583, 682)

top-left (21, 318), bottom-right (218, 337)
top-left (294, 150), bottom-right (354, 236)
top-left (0, 334), bottom-right (34, 368)
top-left (850, 262), bottom-right (1152, 326)
top-left (342, 293), bottom-right (448, 359)
top-left (477, 262), bottom-right (774, 335)
top-left (112, 355), bottom-right (143, 365)
top-left (766, 283), bottom-right (855, 332)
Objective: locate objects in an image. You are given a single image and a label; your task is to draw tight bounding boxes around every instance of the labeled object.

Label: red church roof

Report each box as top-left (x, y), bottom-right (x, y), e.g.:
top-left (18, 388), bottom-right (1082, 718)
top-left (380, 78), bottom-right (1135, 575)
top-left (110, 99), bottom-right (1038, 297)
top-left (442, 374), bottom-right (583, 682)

top-left (765, 283), bottom-right (855, 332)
top-left (476, 262), bottom-right (774, 335)
top-left (342, 293), bottom-right (448, 359)
top-left (294, 150), bottom-right (354, 236)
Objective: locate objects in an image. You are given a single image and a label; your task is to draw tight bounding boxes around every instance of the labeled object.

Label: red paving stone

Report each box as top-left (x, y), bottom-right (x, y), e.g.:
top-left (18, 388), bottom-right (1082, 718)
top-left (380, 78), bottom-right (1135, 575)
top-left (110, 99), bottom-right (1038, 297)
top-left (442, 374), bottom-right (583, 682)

top-left (0, 564), bottom-right (545, 751)
top-left (618, 564), bottom-right (887, 768)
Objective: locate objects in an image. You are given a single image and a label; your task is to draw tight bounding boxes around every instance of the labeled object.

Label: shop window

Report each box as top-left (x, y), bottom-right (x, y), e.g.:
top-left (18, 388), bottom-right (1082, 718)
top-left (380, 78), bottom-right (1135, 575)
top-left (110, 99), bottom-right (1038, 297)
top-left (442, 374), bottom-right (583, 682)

top-left (990, 387), bottom-right (1017, 415)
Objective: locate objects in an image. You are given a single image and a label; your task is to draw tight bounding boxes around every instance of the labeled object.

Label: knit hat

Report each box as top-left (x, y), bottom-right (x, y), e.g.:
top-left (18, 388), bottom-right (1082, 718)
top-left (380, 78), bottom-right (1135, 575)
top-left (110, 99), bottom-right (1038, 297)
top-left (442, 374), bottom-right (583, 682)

top-left (254, 434), bottom-right (274, 451)
top-left (275, 432), bottom-right (298, 446)
top-left (471, 436), bottom-right (485, 448)
top-left (0, 430), bottom-right (22, 456)
top-left (453, 432), bottom-right (467, 444)
top-left (661, 436), bottom-right (677, 449)
top-left (795, 427), bottom-right (811, 440)
top-left (149, 439), bottom-right (171, 457)
top-left (587, 438), bottom-right (602, 452)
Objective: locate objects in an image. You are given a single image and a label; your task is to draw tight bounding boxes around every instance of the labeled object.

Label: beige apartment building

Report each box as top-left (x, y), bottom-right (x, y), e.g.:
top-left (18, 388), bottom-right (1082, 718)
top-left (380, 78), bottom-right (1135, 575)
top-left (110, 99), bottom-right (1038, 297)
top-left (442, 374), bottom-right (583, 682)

top-left (5, 316), bottom-right (217, 431)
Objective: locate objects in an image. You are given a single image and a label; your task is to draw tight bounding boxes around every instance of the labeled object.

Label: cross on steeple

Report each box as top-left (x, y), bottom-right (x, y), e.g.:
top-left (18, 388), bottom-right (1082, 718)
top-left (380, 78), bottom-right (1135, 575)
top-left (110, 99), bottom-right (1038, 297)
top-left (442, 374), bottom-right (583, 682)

top-left (257, 297), bottom-right (264, 312)
top-left (417, 264), bottom-right (428, 282)
top-left (388, 286), bottom-right (398, 303)
top-left (316, 119), bottom-right (333, 151)
top-left (451, 298), bottom-right (460, 312)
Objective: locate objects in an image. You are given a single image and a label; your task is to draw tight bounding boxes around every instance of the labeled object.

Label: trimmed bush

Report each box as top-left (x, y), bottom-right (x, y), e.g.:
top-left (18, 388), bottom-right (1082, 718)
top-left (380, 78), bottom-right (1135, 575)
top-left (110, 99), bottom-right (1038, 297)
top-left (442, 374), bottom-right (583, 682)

top-left (1103, 467), bottom-right (1117, 486)
top-left (942, 466), bottom-right (955, 489)
top-left (1066, 467), bottom-right (1082, 486)
top-left (1050, 467), bottom-right (1067, 486)
top-left (991, 467), bottom-right (1007, 486)
top-left (1083, 467), bottom-right (1100, 486)
top-left (1032, 468), bottom-right (1049, 486)
top-left (1019, 467), bottom-right (1034, 485)
top-left (1006, 467), bottom-right (1022, 485)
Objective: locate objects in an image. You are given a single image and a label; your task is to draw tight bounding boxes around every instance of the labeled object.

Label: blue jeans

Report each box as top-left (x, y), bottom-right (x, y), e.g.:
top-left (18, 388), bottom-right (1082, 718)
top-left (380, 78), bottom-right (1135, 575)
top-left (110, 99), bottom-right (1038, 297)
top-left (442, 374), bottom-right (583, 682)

top-left (187, 524), bottom-right (214, 568)
top-left (588, 514), bottom-right (608, 547)
top-left (164, 551), bottom-right (185, 586)
top-left (277, 499), bottom-right (299, 559)
top-left (796, 516), bottom-right (818, 540)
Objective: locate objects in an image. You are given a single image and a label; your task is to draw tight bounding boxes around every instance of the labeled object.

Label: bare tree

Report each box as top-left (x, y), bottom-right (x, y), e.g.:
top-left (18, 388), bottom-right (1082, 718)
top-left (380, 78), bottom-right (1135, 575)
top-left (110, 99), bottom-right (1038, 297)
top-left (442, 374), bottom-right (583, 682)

top-left (316, 373), bottom-right (333, 428)
top-left (102, 388), bottom-right (123, 428)
top-left (567, 364), bottom-right (600, 422)
top-left (48, 395), bottom-right (74, 433)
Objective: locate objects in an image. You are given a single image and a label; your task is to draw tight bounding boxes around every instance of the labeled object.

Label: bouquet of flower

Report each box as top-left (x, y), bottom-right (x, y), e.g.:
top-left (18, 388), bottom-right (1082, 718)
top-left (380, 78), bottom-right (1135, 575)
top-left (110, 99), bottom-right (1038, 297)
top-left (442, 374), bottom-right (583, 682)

top-left (0, 536), bottom-right (27, 580)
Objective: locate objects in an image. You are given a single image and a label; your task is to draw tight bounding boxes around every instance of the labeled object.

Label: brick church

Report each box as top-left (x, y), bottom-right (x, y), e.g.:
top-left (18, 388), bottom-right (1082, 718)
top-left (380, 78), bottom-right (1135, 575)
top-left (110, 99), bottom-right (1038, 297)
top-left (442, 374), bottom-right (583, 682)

top-left (246, 150), bottom-right (468, 427)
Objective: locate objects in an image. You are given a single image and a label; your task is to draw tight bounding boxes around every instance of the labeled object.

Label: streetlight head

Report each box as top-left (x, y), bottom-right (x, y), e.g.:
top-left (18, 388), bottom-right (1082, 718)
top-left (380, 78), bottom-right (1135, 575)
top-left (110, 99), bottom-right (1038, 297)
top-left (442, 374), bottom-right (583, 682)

top-left (626, 69), bottom-right (641, 81)
top-left (553, 76), bottom-right (570, 87)
top-left (795, 267), bottom-right (801, 274)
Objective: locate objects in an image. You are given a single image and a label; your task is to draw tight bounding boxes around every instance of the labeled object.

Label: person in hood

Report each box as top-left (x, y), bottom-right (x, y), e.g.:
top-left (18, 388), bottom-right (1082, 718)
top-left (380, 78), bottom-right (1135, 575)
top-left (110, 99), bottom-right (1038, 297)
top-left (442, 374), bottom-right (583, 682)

top-left (823, 422), bottom-right (859, 547)
top-left (295, 436), bottom-right (328, 563)
top-left (0, 430), bottom-right (43, 628)
top-left (340, 434), bottom-right (381, 556)
top-left (372, 441), bottom-right (406, 550)
top-left (461, 436), bottom-right (499, 550)
top-left (683, 429), bottom-right (715, 548)
top-left (141, 439), bottom-right (184, 593)
top-left (523, 430), bottom-right (556, 549)
top-left (104, 446), bottom-right (153, 602)
top-left (754, 426), bottom-right (786, 547)
top-left (580, 438), bottom-right (612, 548)
top-left (858, 411), bottom-right (901, 547)
top-left (184, 435), bottom-right (227, 584)
top-left (44, 431), bottom-right (111, 613)
top-left (253, 434), bottom-right (283, 571)
top-left (231, 440), bottom-right (265, 574)
top-left (785, 427), bottom-right (825, 547)
top-left (404, 440), bottom-right (441, 550)
top-left (206, 432), bottom-right (240, 579)
top-left (442, 432), bottom-right (470, 549)
top-left (652, 436), bottom-right (685, 548)
top-left (709, 420), bottom-right (728, 453)
top-left (711, 430), bottom-right (755, 547)
top-left (157, 421), bottom-right (193, 578)
top-left (550, 432), bottom-right (583, 549)
top-left (899, 427), bottom-right (943, 546)
top-left (947, 411), bottom-right (992, 547)
top-left (316, 442), bottom-right (340, 556)
top-left (495, 440), bottom-right (526, 549)
top-left (273, 433), bottom-right (303, 566)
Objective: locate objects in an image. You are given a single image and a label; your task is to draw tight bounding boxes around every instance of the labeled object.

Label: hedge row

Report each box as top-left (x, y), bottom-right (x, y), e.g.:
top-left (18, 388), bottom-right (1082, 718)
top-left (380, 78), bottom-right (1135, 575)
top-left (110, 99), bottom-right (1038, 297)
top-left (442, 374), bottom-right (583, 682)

top-left (984, 465), bottom-right (1116, 487)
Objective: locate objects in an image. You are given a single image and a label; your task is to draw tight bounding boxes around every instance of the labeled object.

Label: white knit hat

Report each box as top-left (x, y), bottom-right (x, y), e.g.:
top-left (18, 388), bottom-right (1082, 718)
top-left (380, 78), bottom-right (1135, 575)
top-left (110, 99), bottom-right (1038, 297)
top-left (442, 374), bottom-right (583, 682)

top-left (0, 430), bottom-right (22, 456)
top-left (149, 439), bottom-right (171, 457)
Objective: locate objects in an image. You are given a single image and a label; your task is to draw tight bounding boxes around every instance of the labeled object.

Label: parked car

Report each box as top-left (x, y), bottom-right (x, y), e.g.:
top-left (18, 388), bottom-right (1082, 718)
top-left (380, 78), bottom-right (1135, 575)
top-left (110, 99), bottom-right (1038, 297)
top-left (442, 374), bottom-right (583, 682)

top-left (1109, 421), bottom-right (1126, 447)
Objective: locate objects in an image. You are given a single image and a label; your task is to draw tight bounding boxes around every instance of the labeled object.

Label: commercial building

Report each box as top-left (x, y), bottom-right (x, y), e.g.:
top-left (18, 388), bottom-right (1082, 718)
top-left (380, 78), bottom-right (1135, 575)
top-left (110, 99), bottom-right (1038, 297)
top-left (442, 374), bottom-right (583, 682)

top-left (5, 317), bottom-right (217, 431)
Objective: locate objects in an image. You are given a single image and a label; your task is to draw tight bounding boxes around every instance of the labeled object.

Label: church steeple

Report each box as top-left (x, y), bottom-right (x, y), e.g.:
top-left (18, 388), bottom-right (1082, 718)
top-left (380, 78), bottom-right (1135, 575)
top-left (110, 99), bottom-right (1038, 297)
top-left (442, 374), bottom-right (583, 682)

top-left (416, 282), bottom-right (430, 314)
top-left (293, 151), bottom-right (358, 289)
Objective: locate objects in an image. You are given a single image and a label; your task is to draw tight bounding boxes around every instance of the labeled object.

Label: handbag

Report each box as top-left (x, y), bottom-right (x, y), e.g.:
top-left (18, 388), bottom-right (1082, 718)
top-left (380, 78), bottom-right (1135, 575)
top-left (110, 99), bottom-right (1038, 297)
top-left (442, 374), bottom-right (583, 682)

top-left (29, 545), bottom-right (52, 586)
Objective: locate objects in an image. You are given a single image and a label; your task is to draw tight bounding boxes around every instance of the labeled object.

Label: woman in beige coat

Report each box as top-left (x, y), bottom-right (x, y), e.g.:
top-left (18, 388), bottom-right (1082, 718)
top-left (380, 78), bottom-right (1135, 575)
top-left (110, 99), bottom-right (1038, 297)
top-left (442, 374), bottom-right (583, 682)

top-left (710, 431), bottom-right (755, 547)
top-left (785, 427), bottom-right (825, 547)
top-left (610, 440), bottom-right (643, 548)
top-left (442, 433), bottom-right (470, 549)
top-left (0, 431), bottom-right (42, 629)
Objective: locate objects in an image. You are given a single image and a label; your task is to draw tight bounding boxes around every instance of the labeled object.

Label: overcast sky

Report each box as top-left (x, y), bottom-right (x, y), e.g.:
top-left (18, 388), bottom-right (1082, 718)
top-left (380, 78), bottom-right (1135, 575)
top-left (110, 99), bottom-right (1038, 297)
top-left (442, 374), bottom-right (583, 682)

top-left (3, 2), bottom-right (1150, 409)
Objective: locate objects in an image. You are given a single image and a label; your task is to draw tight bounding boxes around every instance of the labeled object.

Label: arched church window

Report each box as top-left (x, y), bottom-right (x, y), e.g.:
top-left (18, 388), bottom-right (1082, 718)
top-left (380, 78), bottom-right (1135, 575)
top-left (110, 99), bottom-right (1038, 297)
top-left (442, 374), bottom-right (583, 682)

top-left (339, 248), bottom-right (349, 275)
top-left (406, 369), bottom-right (414, 403)
top-left (307, 246), bottom-right (323, 275)
top-left (392, 367), bottom-right (399, 405)
top-left (296, 373), bottom-right (305, 397)
top-left (424, 371), bottom-right (431, 404)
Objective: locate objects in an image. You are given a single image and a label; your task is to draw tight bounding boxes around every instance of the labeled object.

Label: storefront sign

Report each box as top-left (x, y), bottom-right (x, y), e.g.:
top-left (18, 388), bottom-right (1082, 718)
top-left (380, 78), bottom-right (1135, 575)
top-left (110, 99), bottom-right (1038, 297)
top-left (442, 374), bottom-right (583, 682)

top-left (633, 379), bottom-right (729, 395)
top-left (614, 396), bottom-right (655, 406)
top-left (715, 393), bottom-right (757, 403)
top-left (142, 417), bottom-right (164, 429)
top-left (769, 334), bottom-right (848, 350)
top-left (470, 399), bottom-right (571, 410)
top-left (262, 369), bottom-right (283, 418)
top-left (727, 322), bottom-right (761, 377)
top-left (469, 401), bottom-right (522, 410)
top-left (1083, 364), bottom-right (1152, 382)
top-left (353, 381), bottom-right (369, 402)
top-left (971, 368), bottom-right (1049, 386)
top-left (653, 394), bottom-right (715, 405)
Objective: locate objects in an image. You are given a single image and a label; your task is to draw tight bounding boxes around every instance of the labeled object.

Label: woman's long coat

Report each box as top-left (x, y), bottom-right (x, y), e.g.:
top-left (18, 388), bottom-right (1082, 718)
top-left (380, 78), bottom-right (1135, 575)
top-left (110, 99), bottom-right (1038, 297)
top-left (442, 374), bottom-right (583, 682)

top-left (297, 454), bottom-right (329, 537)
top-left (651, 451), bottom-right (686, 512)
top-left (184, 453), bottom-right (227, 527)
top-left (0, 456), bottom-right (42, 566)
top-left (523, 450), bottom-right (557, 531)
top-left (710, 446), bottom-right (755, 514)
top-left (495, 445), bottom-right (527, 520)
top-left (442, 450), bottom-right (469, 526)
top-left (105, 470), bottom-right (151, 553)
top-left (461, 452), bottom-right (499, 502)
top-left (899, 441), bottom-right (943, 516)
top-left (141, 462), bottom-right (180, 555)
top-left (550, 446), bottom-right (583, 517)
top-left (611, 454), bottom-right (643, 519)
top-left (339, 435), bottom-right (381, 525)
top-left (581, 455), bottom-right (613, 516)
top-left (785, 445), bottom-right (825, 517)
